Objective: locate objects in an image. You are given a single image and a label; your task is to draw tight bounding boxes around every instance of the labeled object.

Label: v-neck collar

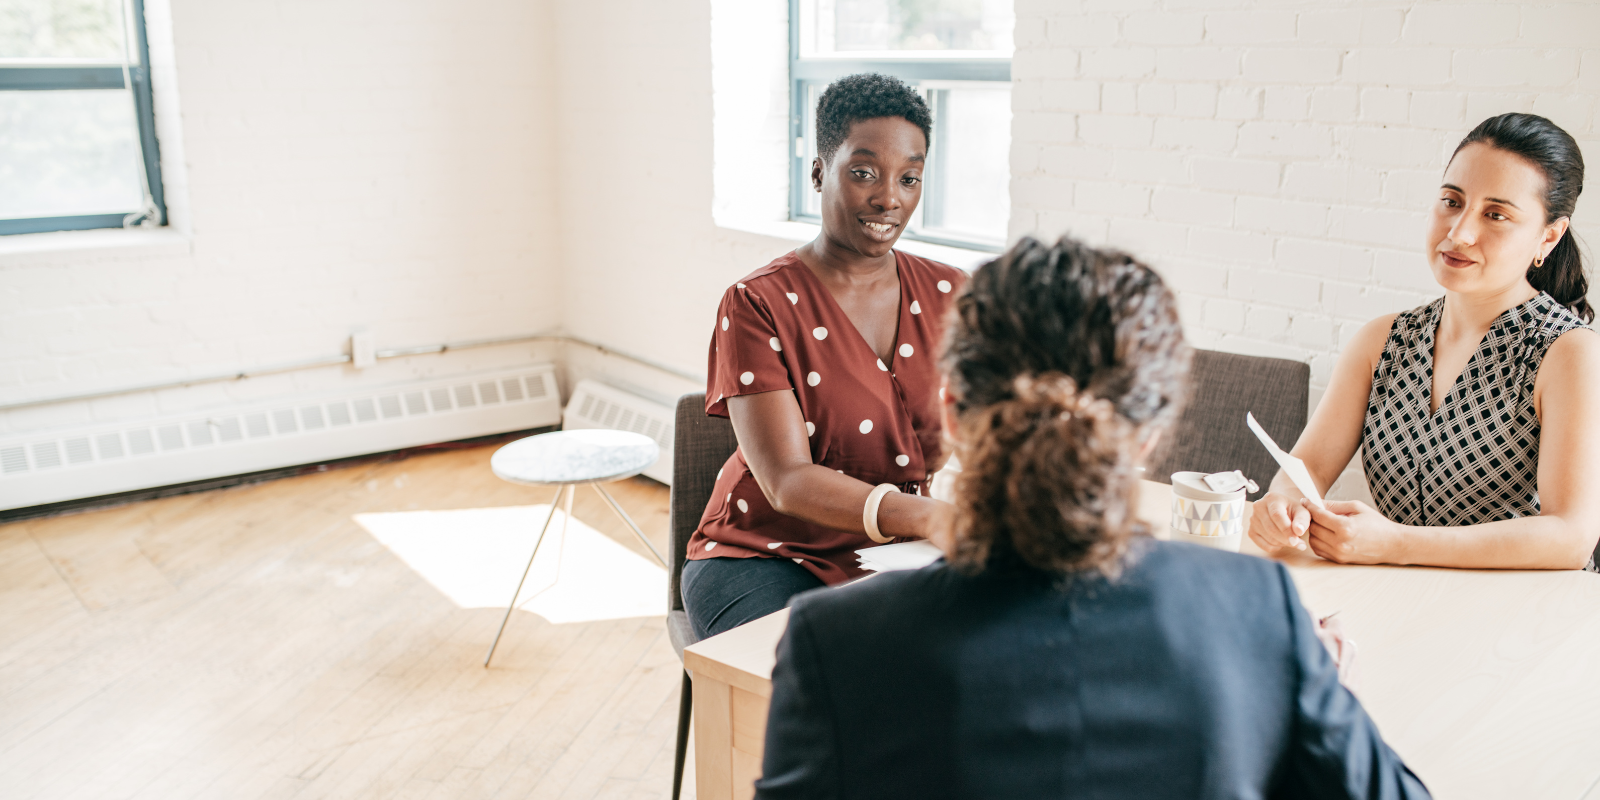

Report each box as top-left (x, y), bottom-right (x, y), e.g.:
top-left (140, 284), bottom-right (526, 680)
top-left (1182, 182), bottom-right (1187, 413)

top-left (791, 250), bottom-right (908, 368)
top-left (1421, 294), bottom-right (1544, 419)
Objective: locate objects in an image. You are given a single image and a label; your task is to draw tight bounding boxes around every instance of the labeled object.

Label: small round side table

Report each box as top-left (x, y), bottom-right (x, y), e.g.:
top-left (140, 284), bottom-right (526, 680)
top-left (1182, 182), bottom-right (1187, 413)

top-left (483, 428), bottom-right (665, 667)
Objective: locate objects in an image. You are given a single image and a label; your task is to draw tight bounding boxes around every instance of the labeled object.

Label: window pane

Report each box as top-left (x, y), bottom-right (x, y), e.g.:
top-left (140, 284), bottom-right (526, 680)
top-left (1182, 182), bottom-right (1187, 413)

top-left (800, 82), bottom-right (821, 217)
top-left (801, 0), bottom-right (1014, 55)
top-left (926, 84), bottom-right (1009, 243)
top-left (0, 89), bottom-right (145, 219)
top-left (0, 0), bottom-right (125, 61)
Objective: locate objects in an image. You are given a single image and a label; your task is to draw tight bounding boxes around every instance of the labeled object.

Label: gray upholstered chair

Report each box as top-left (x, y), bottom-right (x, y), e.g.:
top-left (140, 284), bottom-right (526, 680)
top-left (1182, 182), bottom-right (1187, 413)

top-left (1150, 349), bottom-right (1311, 501)
top-left (667, 392), bottom-right (739, 800)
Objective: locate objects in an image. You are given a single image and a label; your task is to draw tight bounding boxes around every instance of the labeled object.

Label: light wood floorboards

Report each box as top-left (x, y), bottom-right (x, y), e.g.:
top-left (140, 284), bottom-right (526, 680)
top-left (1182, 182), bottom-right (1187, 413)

top-left (0, 444), bottom-right (694, 800)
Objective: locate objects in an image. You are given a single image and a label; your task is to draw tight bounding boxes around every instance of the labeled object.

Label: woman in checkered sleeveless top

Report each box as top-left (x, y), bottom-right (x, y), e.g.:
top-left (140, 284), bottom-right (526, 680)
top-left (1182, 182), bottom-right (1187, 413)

top-left (1248, 113), bottom-right (1600, 572)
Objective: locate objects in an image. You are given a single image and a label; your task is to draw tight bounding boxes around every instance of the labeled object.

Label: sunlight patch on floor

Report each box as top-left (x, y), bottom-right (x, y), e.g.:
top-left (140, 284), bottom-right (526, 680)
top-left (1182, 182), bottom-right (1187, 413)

top-left (355, 505), bottom-right (666, 624)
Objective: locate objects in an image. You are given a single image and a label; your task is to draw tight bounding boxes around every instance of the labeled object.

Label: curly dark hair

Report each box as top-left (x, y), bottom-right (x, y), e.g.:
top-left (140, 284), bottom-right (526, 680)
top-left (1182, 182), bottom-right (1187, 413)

top-left (941, 236), bottom-right (1192, 577)
top-left (815, 73), bottom-right (933, 165)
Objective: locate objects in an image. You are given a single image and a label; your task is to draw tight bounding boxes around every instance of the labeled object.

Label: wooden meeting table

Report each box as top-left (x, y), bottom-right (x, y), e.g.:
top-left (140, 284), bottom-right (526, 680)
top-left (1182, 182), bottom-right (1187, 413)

top-left (683, 480), bottom-right (1600, 800)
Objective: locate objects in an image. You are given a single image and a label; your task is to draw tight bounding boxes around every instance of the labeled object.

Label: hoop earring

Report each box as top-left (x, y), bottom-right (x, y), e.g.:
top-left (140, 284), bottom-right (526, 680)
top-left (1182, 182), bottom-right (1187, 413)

top-left (1534, 256), bottom-right (1545, 269)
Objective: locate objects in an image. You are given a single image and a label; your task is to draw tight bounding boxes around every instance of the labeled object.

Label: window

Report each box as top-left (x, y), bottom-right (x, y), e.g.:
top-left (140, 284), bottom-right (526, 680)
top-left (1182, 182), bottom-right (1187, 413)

top-left (790, 0), bottom-right (1013, 251)
top-left (0, 0), bottom-right (165, 235)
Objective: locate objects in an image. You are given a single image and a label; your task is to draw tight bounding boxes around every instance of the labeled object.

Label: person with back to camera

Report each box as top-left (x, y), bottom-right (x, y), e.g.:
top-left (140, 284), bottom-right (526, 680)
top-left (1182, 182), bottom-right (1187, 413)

top-left (754, 235), bottom-right (1429, 799)
top-left (680, 73), bottom-right (966, 641)
top-left (1250, 113), bottom-right (1600, 570)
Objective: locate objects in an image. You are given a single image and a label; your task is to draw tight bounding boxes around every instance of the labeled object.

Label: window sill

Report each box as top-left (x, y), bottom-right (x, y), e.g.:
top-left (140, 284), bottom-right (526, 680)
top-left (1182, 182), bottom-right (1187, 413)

top-left (0, 227), bottom-right (192, 267)
top-left (715, 216), bottom-right (996, 271)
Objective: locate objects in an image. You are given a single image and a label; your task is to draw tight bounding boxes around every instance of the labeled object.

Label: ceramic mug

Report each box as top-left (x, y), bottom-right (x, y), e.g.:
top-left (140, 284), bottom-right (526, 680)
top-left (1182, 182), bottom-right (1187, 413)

top-left (1170, 471), bottom-right (1246, 553)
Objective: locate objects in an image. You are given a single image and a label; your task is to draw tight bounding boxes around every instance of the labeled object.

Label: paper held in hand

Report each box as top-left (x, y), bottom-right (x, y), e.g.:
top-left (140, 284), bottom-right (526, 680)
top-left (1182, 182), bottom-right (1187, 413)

top-left (1245, 412), bottom-right (1325, 511)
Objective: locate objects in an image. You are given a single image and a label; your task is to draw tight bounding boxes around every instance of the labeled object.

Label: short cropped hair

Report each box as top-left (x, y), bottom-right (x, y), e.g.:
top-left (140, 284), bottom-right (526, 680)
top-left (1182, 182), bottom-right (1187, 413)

top-left (814, 73), bottom-right (933, 165)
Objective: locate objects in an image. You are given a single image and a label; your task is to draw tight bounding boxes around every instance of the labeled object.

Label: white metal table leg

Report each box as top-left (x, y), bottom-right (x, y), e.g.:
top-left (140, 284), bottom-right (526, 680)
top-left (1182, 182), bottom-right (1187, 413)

top-left (484, 484), bottom-right (567, 668)
top-left (592, 482), bottom-right (668, 568)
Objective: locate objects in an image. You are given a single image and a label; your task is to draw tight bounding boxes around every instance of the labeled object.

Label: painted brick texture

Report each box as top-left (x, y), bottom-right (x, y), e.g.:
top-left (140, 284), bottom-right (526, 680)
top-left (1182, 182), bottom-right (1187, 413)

top-left (1011, 0), bottom-right (1599, 402)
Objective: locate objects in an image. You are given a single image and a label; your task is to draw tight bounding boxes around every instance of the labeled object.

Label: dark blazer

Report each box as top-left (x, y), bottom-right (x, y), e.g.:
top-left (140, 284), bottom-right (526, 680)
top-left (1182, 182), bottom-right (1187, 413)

top-left (754, 540), bottom-right (1429, 800)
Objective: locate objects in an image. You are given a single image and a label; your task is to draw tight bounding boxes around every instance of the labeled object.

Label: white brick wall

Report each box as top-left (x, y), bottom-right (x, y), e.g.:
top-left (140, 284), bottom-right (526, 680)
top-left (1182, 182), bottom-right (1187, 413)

top-left (1012, 0), bottom-right (1599, 403)
top-left (6, 0), bottom-right (1597, 508)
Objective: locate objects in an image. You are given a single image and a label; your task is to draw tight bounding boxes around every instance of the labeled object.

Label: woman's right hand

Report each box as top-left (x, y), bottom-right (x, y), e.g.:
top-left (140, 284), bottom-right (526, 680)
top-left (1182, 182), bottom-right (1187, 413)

top-left (1314, 615), bottom-right (1361, 694)
top-left (1249, 492), bottom-right (1311, 553)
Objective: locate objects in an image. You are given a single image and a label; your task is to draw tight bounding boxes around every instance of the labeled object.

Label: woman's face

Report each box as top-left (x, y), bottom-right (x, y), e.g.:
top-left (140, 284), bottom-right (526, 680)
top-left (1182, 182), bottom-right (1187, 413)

top-left (812, 116), bottom-right (926, 259)
top-left (1426, 142), bottom-right (1569, 297)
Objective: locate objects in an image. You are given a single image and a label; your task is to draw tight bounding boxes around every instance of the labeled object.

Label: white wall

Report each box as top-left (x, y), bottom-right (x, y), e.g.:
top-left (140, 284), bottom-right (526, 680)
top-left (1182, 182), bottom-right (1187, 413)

top-left (0, 0), bottom-right (566, 437)
top-left (6, 0), bottom-right (1598, 501)
top-left (1009, 0), bottom-right (1599, 402)
top-left (550, 0), bottom-right (802, 407)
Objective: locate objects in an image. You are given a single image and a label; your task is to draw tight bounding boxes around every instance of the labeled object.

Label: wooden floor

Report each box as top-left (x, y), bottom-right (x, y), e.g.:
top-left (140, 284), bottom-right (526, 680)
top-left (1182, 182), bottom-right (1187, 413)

top-left (0, 445), bottom-right (695, 800)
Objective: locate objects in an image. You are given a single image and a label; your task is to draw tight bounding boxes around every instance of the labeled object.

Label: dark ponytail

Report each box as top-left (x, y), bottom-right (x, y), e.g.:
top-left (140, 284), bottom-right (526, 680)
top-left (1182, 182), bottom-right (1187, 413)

top-left (1453, 113), bottom-right (1590, 323)
top-left (941, 236), bottom-right (1191, 577)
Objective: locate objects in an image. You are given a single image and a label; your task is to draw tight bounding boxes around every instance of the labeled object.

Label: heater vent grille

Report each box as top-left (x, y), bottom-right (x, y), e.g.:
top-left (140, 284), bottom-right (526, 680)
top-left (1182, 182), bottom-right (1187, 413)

top-left (96, 433), bottom-right (124, 459)
top-left (0, 368), bottom-right (561, 494)
top-left (561, 379), bottom-right (676, 485)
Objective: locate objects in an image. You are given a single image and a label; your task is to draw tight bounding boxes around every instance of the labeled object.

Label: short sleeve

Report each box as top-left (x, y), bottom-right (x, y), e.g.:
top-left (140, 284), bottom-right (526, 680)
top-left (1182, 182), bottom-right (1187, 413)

top-left (706, 285), bottom-right (794, 417)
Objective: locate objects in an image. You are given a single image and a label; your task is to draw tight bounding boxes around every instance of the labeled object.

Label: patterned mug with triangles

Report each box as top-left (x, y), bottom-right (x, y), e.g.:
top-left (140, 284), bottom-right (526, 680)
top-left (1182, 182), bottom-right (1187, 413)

top-left (1169, 471), bottom-right (1247, 552)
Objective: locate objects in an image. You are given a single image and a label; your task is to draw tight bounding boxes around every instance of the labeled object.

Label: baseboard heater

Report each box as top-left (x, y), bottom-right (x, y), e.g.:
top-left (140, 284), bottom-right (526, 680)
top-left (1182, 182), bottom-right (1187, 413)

top-left (0, 365), bottom-right (562, 511)
top-left (561, 379), bottom-right (676, 485)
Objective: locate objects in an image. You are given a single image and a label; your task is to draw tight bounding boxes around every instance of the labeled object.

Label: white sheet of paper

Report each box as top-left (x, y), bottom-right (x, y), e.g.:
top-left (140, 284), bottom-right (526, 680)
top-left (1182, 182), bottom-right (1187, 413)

top-left (856, 540), bottom-right (943, 572)
top-left (1246, 412), bottom-right (1325, 510)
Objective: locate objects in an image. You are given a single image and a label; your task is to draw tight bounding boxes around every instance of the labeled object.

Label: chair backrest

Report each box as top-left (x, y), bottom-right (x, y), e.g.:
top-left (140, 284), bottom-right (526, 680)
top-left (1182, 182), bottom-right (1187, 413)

top-left (1150, 349), bottom-right (1310, 500)
top-left (669, 393), bottom-right (739, 612)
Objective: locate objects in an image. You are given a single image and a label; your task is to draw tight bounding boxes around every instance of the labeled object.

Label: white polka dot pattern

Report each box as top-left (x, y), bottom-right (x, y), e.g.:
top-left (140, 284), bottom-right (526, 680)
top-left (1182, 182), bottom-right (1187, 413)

top-left (701, 251), bottom-right (964, 582)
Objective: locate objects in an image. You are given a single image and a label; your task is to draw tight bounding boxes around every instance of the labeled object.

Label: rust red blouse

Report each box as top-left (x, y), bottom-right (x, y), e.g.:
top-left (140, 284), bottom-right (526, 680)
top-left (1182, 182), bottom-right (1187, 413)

top-left (688, 249), bottom-right (967, 585)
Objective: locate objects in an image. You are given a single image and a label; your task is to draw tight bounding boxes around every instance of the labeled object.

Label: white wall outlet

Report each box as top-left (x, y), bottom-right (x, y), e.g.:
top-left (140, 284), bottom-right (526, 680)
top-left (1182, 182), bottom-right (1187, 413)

top-left (350, 331), bottom-right (376, 369)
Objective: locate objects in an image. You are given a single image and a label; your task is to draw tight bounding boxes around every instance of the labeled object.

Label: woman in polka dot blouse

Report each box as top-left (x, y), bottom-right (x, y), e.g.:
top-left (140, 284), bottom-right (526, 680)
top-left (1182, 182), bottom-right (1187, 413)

top-left (681, 74), bottom-right (967, 640)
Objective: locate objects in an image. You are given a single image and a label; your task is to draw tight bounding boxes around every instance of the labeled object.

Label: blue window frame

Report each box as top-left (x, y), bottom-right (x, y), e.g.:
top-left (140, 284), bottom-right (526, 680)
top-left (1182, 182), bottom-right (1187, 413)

top-left (0, 0), bottom-right (165, 235)
top-left (789, 0), bottom-right (1013, 251)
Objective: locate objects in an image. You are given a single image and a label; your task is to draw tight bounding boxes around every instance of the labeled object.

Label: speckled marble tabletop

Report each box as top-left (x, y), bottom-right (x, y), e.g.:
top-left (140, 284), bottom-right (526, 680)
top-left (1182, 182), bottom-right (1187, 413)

top-left (490, 429), bottom-right (660, 486)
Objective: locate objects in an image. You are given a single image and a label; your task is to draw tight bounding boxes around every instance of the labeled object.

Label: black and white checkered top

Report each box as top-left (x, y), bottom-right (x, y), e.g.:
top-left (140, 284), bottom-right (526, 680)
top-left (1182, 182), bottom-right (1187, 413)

top-left (1362, 292), bottom-right (1596, 572)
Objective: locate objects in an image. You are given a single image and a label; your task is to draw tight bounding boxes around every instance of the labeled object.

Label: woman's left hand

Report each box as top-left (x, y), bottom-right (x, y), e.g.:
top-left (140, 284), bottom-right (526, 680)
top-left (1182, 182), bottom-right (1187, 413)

top-left (1302, 499), bottom-right (1405, 565)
